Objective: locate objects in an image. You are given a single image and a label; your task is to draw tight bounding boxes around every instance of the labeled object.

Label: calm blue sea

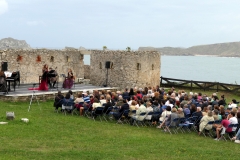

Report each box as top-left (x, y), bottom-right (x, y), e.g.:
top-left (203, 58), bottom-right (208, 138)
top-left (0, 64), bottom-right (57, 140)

top-left (84, 55), bottom-right (240, 84)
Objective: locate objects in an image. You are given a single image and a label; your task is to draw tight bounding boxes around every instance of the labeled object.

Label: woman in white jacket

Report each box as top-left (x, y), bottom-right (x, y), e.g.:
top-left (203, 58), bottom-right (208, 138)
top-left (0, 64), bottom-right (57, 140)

top-left (157, 106), bottom-right (172, 129)
top-left (199, 111), bottom-right (214, 135)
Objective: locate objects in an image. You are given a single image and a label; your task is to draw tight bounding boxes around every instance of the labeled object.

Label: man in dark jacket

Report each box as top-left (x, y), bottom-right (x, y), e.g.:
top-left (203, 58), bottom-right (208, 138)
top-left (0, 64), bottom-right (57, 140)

top-left (114, 99), bottom-right (129, 120)
top-left (54, 91), bottom-right (64, 110)
top-left (122, 88), bottom-right (129, 100)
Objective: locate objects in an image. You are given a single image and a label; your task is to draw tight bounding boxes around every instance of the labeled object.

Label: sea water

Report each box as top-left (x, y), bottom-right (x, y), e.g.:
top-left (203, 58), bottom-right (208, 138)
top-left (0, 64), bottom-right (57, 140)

top-left (84, 55), bottom-right (240, 84)
top-left (161, 55), bottom-right (240, 84)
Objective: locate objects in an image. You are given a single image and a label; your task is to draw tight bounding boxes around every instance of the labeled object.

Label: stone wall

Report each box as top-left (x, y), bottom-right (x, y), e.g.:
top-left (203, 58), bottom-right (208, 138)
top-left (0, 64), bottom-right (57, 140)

top-left (84, 65), bottom-right (90, 79)
top-left (0, 49), bottom-right (84, 83)
top-left (90, 50), bottom-right (161, 89)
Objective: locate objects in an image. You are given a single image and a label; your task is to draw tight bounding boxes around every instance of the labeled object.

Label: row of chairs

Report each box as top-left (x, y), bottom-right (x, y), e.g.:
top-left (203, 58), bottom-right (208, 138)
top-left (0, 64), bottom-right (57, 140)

top-left (55, 104), bottom-right (239, 142)
top-left (201, 120), bottom-right (239, 141)
top-left (164, 116), bottom-right (239, 142)
top-left (81, 106), bottom-right (162, 128)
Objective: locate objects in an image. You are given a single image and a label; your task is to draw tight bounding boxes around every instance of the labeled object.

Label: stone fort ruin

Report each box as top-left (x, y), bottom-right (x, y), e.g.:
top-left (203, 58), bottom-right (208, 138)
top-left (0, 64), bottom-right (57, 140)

top-left (0, 49), bottom-right (84, 84)
top-left (90, 50), bottom-right (161, 89)
top-left (0, 49), bottom-right (161, 88)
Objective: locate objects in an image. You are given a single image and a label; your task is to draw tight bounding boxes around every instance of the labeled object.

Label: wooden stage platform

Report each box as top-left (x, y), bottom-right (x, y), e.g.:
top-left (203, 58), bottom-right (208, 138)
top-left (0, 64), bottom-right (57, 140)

top-left (0, 83), bottom-right (118, 101)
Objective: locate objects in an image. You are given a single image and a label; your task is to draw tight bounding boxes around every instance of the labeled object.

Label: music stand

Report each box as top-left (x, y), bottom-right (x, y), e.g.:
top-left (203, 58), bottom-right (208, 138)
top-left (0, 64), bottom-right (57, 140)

top-left (28, 83), bottom-right (40, 112)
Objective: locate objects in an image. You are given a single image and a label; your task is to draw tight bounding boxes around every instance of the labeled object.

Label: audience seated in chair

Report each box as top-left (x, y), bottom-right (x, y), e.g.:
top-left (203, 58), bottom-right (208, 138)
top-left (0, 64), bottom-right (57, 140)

top-left (214, 115), bottom-right (229, 140)
top-left (199, 111), bottom-right (214, 135)
top-left (54, 91), bottom-right (64, 111)
top-left (74, 93), bottom-right (84, 112)
top-left (130, 100), bottom-right (147, 125)
top-left (102, 98), bottom-right (112, 114)
top-left (113, 99), bottom-right (129, 120)
top-left (62, 93), bottom-right (74, 113)
top-left (157, 106), bottom-right (172, 129)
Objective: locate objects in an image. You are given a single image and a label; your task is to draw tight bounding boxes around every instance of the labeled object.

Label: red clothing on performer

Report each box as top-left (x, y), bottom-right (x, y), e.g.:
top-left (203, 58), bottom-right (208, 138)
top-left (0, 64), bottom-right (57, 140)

top-left (29, 64), bottom-right (49, 91)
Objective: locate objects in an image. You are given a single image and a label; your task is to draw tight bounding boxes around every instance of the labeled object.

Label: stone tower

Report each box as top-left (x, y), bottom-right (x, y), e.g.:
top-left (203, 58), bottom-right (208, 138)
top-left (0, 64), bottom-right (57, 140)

top-left (90, 50), bottom-right (161, 89)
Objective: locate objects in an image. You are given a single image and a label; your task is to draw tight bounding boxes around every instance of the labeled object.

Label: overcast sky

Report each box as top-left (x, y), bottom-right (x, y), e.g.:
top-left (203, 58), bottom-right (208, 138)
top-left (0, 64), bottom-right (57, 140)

top-left (1, 0), bottom-right (240, 49)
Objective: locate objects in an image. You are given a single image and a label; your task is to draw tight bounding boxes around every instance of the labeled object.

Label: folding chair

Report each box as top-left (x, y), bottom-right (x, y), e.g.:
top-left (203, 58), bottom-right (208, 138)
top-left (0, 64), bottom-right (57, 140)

top-left (187, 116), bottom-right (198, 132)
top-left (54, 99), bottom-right (63, 113)
top-left (202, 121), bottom-right (215, 137)
top-left (214, 120), bottom-right (222, 124)
top-left (107, 106), bottom-right (119, 121)
top-left (225, 124), bottom-right (238, 140)
top-left (62, 105), bottom-right (75, 116)
top-left (130, 110), bottom-right (136, 117)
top-left (92, 107), bottom-right (104, 121)
top-left (83, 106), bottom-right (91, 118)
top-left (193, 116), bottom-right (203, 132)
top-left (116, 110), bottom-right (129, 124)
top-left (219, 127), bottom-right (227, 141)
top-left (178, 118), bottom-right (192, 133)
top-left (152, 111), bottom-right (161, 125)
top-left (165, 118), bottom-right (179, 134)
top-left (144, 112), bottom-right (154, 126)
top-left (132, 112), bottom-right (147, 127)
top-left (103, 107), bottom-right (113, 122)
top-left (185, 113), bottom-right (191, 119)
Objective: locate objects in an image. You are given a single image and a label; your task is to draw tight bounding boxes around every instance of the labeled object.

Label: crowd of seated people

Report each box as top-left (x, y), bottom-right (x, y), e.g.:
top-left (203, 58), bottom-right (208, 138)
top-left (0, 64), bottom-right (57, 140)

top-left (53, 86), bottom-right (240, 143)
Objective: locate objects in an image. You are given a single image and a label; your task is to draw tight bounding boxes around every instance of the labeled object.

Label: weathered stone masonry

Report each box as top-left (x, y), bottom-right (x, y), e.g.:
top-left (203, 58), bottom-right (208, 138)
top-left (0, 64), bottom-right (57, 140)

top-left (0, 49), bottom-right (84, 83)
top-left (90, 50), bottom-right (161, 89)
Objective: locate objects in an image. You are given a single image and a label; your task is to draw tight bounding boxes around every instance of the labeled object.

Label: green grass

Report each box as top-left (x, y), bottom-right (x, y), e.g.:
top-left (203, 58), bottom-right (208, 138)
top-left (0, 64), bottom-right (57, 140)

top-left (173, 87), bottom-right (240, 104)
top-left (0, 100), bottom-right (239, 160)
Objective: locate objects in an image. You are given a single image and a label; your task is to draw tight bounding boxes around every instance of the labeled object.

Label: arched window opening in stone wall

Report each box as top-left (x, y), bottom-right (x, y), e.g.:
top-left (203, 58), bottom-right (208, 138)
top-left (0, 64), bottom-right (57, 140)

top-left (50, 56), bottom-right (54, 62)
top-left (137, 63), bottom-right (141, 70)
top-left (99, 62), bottom-right (102, 69)
top-left (152, 64), bottom-right (154, 70)
top-left (110, 62), bottom-right (114, 69)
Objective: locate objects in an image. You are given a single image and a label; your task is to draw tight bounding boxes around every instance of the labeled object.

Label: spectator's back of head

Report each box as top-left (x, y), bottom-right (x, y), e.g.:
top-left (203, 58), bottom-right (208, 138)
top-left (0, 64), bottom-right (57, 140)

top-left (230, 111), bottom-right (236, 117)
top-left (166, 106), bottom-right (171, 111)
top-left (65, 93), bottom-right (70, 99)
top-left (207, 110), bottom-right (213, 117)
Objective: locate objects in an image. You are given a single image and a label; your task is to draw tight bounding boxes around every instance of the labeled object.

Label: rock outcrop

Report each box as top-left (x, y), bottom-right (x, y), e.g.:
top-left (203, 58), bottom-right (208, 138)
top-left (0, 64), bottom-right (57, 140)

top-left (139, 41), bottom-right (240, 57)
top-left (0, 37), bottom-right (31, 49)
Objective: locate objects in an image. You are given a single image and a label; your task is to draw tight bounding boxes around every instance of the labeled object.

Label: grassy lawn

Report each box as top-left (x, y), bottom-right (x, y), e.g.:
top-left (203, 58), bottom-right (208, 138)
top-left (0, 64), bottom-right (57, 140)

top-left (0, 91), bottom-right (239, 160)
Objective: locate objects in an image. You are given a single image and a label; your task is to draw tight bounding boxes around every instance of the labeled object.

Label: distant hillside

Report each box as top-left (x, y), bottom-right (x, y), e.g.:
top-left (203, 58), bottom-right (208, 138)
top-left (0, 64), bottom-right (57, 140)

top-left (0, 37), bottom-right (31, 49)
top-left (139, 42), bottom-right (240, 57)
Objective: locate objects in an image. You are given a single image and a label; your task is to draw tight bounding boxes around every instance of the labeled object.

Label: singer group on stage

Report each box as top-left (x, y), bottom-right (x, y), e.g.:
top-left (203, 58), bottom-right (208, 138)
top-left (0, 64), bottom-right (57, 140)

top-left (29, 64), bottom-right (74, 91)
